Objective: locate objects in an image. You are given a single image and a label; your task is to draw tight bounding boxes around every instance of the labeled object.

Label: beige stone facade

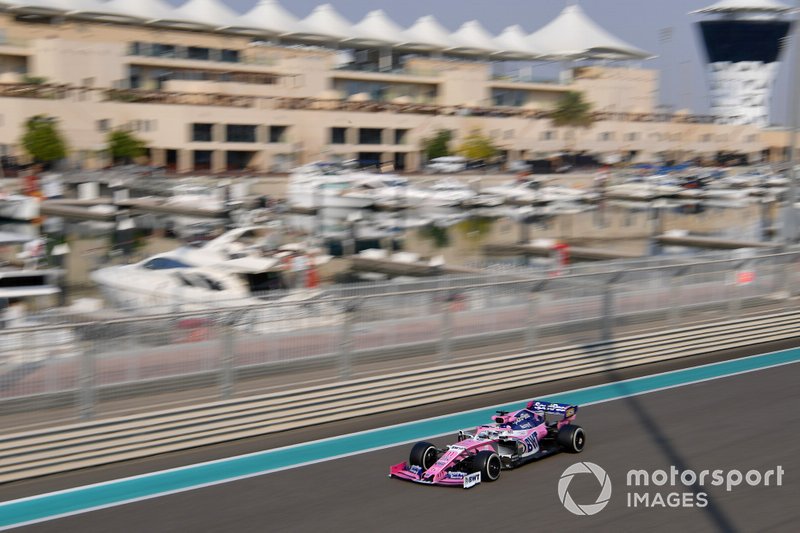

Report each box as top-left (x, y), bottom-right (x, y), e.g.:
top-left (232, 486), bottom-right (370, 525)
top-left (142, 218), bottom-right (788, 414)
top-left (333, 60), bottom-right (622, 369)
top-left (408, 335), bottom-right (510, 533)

top-left (0, 13), bottom-right (790, 173)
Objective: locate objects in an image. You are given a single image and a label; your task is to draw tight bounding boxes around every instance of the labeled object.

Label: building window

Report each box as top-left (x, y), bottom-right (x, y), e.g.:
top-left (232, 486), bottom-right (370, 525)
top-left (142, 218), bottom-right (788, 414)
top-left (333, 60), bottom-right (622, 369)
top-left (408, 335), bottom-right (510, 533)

top-left (745, 134), bottom-right (758, 143)
top-left (395, 129), bottom-right (409, 145)
top-left (598, 132), bottom-right (615, 141)
top-left (504, 130), bottom-right (514, 140)
top-left (226, 124), bottom-right (257, 143)
top-left (151, 43), bottom-right (176, 58)
top-left (330, 127), bottom-right (348, 144)
top-left (193, 150), bottom-right (213, 171)
top-left (269, 125), bottom-right (288, 143)
top-left (97, 119), bottom-right (111, 132)
top-left (220, 49), bottom-right (240, 63)
top-left (187, 46), bottom-right (211, 61)
top-left (192, 123), bottom-right (214, 142)
top-left (491, 88), bottom-right (525, 107)
top-left (227, 150), bottom-right (255, 171)
top-left (717, 135), bottom-right (729, 142)
top-left (358, 128), bottom-right (383, 145)
top-left (700, 134), bottom-right (712, 142)
top-left (540, 131), bottom-right (556, 141)
top-left (624, 132), bottom-right (639, 141)
top-left (128, 41), bottom-right (142, 55)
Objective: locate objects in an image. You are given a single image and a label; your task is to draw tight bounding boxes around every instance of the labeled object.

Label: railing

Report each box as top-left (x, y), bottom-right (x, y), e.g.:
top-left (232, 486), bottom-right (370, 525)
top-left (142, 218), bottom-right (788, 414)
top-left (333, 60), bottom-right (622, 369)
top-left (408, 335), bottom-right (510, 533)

top-left (0, 35), bottom-right (29, 48)
top-left (1, 250), bottom-right (797, 429)
top-left (0, 81), bottom-right (728, 124)
top-left (333, 64), bottom-right (442, 78)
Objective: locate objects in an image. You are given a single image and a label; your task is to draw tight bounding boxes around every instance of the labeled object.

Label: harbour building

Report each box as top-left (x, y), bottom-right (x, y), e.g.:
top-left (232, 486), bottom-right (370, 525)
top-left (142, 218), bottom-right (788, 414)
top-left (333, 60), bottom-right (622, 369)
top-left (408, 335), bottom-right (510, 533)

top-left (0, 1), bottom-right (792, 173)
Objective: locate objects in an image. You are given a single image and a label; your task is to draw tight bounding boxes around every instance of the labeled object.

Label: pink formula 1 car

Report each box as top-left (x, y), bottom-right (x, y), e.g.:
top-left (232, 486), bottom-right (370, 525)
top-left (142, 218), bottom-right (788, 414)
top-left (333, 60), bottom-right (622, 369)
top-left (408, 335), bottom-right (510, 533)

top-left (390, 400), bottom-right (584, 488)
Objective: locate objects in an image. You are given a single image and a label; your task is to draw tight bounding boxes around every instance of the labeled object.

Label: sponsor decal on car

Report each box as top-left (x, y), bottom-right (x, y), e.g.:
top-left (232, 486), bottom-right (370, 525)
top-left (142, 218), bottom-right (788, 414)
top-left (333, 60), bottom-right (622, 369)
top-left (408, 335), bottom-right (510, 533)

top-left (447, 472), bottom-right (466, 480)
top-left (409, 465), bottom-right (423, 475)
top-left (523, 433), bottom-right (540, 454)
top-left (463, 472), bottom-right (481, 489)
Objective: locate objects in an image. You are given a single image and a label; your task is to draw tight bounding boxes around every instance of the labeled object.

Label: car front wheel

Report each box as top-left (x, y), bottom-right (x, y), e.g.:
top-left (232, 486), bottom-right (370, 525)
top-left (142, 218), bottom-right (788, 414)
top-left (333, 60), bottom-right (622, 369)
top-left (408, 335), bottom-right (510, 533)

top-left (409, 441), bottom-right (439, 470)
top-left (471, 450), bottom-right (502, 482)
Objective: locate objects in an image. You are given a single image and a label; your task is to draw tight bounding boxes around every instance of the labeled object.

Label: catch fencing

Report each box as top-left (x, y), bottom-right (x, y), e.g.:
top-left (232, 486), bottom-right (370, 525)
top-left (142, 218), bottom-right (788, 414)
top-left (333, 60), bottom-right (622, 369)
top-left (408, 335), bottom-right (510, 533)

top-left (0, 249), bottom-right (797, 427)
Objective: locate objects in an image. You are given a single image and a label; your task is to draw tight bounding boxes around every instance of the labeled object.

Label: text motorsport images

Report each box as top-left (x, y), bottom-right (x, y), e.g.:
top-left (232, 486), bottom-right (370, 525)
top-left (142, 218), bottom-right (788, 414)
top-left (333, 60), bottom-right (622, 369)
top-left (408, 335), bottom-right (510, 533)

top-left (558, 462), bottom-right (786, 516)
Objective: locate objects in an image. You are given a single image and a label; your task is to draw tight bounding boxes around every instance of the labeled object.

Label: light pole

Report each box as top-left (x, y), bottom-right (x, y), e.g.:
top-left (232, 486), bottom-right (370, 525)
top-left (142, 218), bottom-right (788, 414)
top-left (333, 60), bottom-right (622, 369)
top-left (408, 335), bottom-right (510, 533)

top-left (784, 0), bottom-right (800, 244)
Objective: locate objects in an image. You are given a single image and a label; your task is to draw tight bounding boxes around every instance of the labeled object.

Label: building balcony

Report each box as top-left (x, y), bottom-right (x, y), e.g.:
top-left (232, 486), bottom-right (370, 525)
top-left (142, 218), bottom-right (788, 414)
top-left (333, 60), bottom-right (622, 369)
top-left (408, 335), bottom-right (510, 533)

top-left (332, 66), bottom-right (441, 84)
top-left (0, 35), bottom-right (31, 56)
top-left (126, 55), bottom-right (288, 76)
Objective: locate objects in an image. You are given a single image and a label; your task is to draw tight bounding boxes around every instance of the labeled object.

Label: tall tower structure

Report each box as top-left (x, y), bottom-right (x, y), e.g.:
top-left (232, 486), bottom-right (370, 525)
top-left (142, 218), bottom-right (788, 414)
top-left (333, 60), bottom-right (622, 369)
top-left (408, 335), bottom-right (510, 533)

top-left (692, 0), bottom-right (793, 127)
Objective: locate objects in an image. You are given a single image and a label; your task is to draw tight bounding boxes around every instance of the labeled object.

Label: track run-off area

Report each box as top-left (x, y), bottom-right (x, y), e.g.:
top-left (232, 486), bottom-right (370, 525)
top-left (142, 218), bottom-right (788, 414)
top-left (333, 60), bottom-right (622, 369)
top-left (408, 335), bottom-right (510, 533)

top-left (1, 347), bottom-right (798, 532)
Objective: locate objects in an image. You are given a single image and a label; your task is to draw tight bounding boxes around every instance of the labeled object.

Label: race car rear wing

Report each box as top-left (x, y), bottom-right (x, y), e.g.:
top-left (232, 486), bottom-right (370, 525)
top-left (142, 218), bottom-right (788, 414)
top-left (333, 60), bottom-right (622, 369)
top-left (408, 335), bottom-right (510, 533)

top-left (527, 400), bottom-right (578, 419)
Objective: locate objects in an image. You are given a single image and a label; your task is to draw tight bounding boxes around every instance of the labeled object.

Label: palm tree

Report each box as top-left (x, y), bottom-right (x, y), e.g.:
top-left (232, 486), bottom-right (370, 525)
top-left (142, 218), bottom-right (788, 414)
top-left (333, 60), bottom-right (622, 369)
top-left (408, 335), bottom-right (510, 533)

top-left (550, 91), bottom-right (595, 157)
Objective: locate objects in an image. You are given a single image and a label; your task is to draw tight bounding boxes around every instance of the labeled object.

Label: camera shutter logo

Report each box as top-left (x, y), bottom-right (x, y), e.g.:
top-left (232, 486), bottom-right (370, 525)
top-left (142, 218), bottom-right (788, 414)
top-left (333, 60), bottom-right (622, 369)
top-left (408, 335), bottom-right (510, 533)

top-left (558, 462), bottom-right (612, 516)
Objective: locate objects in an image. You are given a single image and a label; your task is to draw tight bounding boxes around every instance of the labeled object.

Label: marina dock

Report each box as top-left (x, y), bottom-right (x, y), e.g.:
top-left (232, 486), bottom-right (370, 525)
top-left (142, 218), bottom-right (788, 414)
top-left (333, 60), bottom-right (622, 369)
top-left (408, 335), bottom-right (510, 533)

top-left (655, 235), bottom-right (780, 250)
top-left (482, 243), bottom-right (643, 261)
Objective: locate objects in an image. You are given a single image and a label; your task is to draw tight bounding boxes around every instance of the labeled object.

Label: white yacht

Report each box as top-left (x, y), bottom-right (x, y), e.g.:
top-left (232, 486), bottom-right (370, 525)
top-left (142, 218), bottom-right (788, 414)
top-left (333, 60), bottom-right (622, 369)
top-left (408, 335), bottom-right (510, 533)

top-left (0, 194), bottom-right (40, 221)
top-left (287, 163), bottom-right (378, 210)
top-left (90, 226), bottom-right (332, 313)
top-left (0, 232), bottom-right (77, 363)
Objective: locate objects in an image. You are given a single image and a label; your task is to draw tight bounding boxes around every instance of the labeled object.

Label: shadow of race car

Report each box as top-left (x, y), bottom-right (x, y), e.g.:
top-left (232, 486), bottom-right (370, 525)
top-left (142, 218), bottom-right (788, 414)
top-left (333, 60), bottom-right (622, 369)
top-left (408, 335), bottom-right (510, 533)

top-left (389, 400), bottom-right (584, 488)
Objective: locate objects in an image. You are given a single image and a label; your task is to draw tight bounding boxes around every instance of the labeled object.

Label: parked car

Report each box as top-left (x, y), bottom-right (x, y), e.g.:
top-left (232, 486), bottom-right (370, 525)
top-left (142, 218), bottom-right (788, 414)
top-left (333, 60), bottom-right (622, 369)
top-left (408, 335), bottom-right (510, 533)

top-left (426, 156), bottom-right (468, 174)
top-left (507, 160), bottom-right (531, 173)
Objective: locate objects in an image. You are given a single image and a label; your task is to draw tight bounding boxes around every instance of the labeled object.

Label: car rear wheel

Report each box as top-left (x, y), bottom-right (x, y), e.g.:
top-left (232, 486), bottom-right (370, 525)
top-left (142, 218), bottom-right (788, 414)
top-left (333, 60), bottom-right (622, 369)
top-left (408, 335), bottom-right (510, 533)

top-left (557, 424), bottom-right (585, 453)
top-left (471, 450), bottom-right (502, 482)
top-left (409, 441), bottom-right (439, 470)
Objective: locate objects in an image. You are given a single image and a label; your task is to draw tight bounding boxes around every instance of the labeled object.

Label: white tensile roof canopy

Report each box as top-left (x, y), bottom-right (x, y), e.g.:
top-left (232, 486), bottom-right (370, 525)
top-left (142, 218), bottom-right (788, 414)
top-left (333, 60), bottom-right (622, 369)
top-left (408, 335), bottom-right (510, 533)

top-left (528, 4), bottom-right (653, 60)
top-left (351, 9), bottom-right (405, 47)
top-left (691, 0), bottom-right (792, 14)
top-left (495, 25), bottom-right (543, 60)
top-left (234, 0), bottom-right (306, 37)
top-left (62, 0), bottom-right (144, 23)
top-left (173, 0), bottom-right (240, 30)
top-left (300, 3), bottom-right (355, 42)
top-left (91, 0), bottom-right (206, 30)
top-left (401, 15), bottom-right (457, 51)
top-left (450, 20), bottom-right (501, 56)
top-left (104, 0), bottom-right (181, 24)
top-left (0, 1), bottom-right (652, 64)
top-left (6, 0), bottom-right (65, 15)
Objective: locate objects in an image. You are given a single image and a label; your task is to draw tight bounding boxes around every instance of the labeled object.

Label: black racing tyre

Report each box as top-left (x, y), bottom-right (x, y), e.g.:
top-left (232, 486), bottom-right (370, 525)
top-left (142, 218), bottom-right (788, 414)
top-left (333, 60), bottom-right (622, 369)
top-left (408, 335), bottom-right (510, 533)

top-left (409, 441), bottom-right (439, 470)
top-left (471, 450), bottom-right (502, 482)
top-left (557, 424), bottom-right (585, 453)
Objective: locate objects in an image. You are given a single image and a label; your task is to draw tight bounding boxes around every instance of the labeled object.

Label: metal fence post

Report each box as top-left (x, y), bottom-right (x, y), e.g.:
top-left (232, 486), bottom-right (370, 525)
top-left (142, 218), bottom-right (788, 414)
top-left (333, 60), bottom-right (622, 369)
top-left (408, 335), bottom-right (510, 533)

top-left (668, 267), bottom-right (685, 327)
top-left (339, 302), bottom-right (357, 380)
top-left (439, 295), bottom-right (454, 364)
top-left (785, 253), bottom-right (797, 301)
top-left (525, 284), bottom-right (543, 352)
top-left (220, 324), bottom-right (235, 400)
top-left (601, 278), bottom-right (618, 342)
top-left (728, 261), bottom-right (745, 318)
top-left (78, 334), bottom-right (97, 421)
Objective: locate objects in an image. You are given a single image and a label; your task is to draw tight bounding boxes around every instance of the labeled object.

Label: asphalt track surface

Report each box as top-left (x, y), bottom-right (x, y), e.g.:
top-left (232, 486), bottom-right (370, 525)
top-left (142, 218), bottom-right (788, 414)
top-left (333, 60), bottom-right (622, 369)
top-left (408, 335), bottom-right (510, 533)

top-left (2, 346), bottom-right (798, 533)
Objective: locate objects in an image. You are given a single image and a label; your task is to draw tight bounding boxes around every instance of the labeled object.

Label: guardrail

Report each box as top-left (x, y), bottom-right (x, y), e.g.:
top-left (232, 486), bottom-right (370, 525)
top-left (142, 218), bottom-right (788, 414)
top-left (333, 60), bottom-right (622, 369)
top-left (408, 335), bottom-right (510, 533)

top-left (1, 249), bottom-right (796, 424)
top-left (0, 310), bottom-right (797, 483)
